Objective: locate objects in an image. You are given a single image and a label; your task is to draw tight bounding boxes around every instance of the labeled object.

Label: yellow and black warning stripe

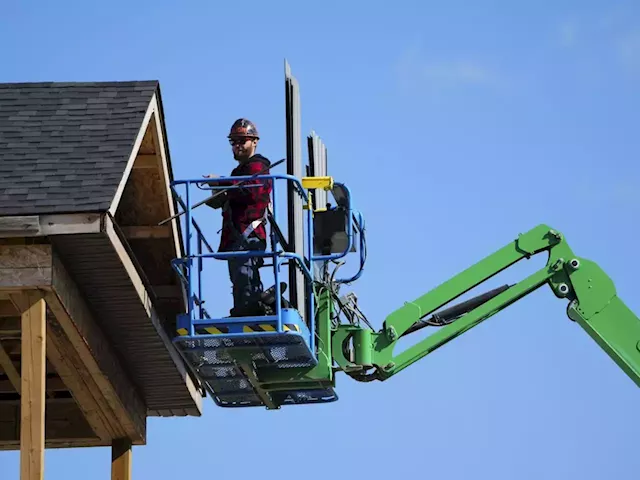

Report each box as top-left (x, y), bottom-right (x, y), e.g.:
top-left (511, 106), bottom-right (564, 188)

top-left (242, 324), bottom-right (301, 333)
top-left (178, 326), bottom-right (231, 335)
top-left (177, 324), bottom-right (299, 336)
top-left (203, 326), bottom-right (229, 335)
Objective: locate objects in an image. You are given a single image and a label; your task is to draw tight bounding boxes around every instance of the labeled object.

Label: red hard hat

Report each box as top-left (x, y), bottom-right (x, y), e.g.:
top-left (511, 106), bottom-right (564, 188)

top-left (228, 118), bottom-right (259, 139)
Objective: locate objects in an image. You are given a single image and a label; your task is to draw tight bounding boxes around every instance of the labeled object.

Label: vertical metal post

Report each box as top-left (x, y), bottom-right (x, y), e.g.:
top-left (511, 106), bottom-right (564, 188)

top-left (307, 198), bottom-right (315, 352)
top-left (185, 184), bottom-right (194, 335)
top-left (285, 60), bottom-right (306, 324)
top-left (321, 141), bottom-right (328, 206)
top-left (271, 181), bottom-right (282, 331)
top-left (197, 231), bottom-right (203, 320)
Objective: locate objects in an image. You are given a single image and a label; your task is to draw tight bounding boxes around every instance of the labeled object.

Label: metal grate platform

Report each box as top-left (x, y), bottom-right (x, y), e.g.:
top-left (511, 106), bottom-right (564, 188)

top-left (174, 308), bottom-right (338, 408)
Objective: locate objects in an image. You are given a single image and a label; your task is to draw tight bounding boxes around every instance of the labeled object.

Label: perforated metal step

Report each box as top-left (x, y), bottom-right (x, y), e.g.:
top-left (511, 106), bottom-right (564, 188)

top-left (174, 308), bottom-right (338, 408)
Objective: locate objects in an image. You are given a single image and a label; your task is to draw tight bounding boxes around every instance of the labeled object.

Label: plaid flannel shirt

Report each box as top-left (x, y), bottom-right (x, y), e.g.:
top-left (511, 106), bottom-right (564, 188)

top-left (218, 154), bottom-right (272, 251)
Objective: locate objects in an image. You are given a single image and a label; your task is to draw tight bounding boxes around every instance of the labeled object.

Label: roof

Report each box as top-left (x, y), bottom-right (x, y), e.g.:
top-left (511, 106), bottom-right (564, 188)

top-left (0, 81), bottom-right (159, 215)
top-left (0, 80), bottom-right (202, 417)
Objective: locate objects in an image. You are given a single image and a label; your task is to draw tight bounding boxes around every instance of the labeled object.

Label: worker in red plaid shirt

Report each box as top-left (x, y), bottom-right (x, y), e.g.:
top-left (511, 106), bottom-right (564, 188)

top-left (204, 118), bottom-right (272, 317)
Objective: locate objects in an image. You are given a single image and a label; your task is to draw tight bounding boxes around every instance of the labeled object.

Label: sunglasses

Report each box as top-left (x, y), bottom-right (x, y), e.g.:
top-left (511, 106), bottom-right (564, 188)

top-left (229, 137), bottom-right (253, 146)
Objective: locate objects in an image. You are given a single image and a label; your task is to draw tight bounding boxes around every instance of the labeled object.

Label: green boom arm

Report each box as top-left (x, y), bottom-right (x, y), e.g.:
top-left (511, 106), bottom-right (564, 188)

top-left (331, 224), bottom-right (640, 387)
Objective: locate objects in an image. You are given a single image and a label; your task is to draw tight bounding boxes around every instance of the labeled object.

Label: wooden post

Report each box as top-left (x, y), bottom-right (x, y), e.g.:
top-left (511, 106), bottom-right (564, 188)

top-left (112, 438), bottom-right (132, 480)
top-left (20, 292), bottom-right (46, 480)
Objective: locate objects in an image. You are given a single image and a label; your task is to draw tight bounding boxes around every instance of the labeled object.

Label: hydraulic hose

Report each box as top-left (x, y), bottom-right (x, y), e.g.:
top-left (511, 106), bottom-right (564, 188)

top-left (402, 284), bottom-right (512, 336)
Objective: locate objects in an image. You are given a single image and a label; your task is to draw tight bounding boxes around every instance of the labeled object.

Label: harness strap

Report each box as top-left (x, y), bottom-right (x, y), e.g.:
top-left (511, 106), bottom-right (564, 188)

top-left (241, 203), bottom-right (271, 240)
top-left (220, 201), bottom-right (271, 241)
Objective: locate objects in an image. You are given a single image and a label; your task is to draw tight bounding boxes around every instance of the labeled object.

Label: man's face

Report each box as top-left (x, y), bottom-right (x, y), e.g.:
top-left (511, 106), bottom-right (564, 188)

top-left (230, 137), bottom-right (256, 160)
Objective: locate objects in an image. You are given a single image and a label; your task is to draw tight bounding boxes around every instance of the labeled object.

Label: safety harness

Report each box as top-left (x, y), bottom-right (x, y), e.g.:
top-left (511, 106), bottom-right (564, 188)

top-left (220, 198), bottom-right (272, 245)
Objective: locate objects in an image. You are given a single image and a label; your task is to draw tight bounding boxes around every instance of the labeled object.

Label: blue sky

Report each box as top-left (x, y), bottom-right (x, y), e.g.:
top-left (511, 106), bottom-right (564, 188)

top-left (1, 1), bottom-right (640, 478)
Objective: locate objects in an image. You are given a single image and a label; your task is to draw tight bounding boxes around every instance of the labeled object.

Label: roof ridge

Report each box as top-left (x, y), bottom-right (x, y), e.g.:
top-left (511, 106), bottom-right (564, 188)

top-left (0, 80), bottom-right (159, 88)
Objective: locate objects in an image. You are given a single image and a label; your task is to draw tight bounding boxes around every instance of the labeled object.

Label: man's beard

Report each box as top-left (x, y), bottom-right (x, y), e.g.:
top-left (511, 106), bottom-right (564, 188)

top-left (234, 150), bottom-right (250, 160)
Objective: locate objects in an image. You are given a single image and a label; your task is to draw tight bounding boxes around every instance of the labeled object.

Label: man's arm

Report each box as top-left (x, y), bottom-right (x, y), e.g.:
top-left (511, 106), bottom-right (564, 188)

top-left (227, 161), bottom-right (272, 205)
top-left (202, 174), bottom-right (233, 187)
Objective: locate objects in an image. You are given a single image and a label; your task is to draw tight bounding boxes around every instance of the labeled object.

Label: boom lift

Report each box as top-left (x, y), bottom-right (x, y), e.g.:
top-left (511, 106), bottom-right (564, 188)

top-left (167, 64), bottom-right (640, 410)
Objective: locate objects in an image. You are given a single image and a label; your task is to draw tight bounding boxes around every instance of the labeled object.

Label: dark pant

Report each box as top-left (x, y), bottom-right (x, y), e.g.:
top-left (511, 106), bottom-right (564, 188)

top-left (227, 235), bottom-right (266, 313)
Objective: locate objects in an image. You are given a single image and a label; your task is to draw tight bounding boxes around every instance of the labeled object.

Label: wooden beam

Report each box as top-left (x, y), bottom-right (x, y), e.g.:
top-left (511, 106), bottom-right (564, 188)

top-left (0, 340), bottom-right (20, 394)
top-left (0, 300), bottom-right (19, 317)
top-left (0, 438), bottom-right (104, 451)
top-left (120, 225), bottom-right (172, 239)
top-left (0, 245), bottom-right (51, 291)
top-left (0, 401), bottom-right (102, 450)
top-left (0, 245), bottom-right (147, 445)
top-left (111, 438), bottom-right (132, 480)
top-left (0, 317), bottom-right (20, 336)
top-left (0, 213), bottom-right (101, 238)
top-left (45, 253), bottom-right (147, 443)
top-left (0, 343), bottom-right (21, 393)
top-left (0, 376), bottom-right (65, 394)
top-left (20, 291), bottom-right (46, 480)
top-left (43, 323), bottom-right (115, 441)
top-left (0, 216), bottom-right (40, 236)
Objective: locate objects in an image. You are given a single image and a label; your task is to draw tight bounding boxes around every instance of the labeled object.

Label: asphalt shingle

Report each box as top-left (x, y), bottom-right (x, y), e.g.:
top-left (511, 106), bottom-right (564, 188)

top-left (0, 80), bottom-right (158, 215)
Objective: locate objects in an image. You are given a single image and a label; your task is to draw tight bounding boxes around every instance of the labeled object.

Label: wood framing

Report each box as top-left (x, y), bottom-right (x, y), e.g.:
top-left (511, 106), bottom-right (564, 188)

top-left (0, 244), bottom-right (147, 448)
top-left (0, 340), bottom-right (20, 394)
top-left (0, 214), bottom-right (102, 239)
top-left (109, 92), bottom-right (183, 267)
top-left (111, 438), bottom-right (133, 480)
top-left (19, 291), bottom-right (46, 480)
top-left (110, 92), bottom-right (184, 286)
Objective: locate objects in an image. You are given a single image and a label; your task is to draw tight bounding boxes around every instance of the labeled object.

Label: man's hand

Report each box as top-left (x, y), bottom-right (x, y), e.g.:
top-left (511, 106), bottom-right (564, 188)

top-left (201, 173), bottom-right (219, 187)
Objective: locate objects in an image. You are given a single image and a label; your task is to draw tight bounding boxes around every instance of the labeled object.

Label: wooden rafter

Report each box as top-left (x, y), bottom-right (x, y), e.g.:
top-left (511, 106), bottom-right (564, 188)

top-left (0, 340), bottom-right (20, 394)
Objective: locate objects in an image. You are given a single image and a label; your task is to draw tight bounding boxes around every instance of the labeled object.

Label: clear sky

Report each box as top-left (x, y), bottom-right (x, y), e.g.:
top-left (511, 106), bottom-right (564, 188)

top-left (1, 1), bottom-right (640, 478)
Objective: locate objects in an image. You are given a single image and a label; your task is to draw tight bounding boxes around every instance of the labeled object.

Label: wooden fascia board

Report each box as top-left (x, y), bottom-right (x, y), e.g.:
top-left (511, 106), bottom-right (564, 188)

top-left (0, 213), bottom-right (102, 238)
top-left (0, 244), bottom-right (147, 444)
top-left (108, 96), bottom-right (156, 217)
top-left (102, 214), bottom-right (203, 414)
top-left (0, 438), bottom-right (106, 451)
top-left (152, 84), bottom-right (185, 260)
top-left (147, 94), bottom-right (184, 261)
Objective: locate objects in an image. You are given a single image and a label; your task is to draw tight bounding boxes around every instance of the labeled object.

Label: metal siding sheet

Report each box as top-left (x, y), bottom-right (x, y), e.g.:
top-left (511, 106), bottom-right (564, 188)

top-left (284, 61), bottom-right (306, 322)
top-left (308, 131), bottom-right (328, 210)
top-left (51, 234), bottom-right (199, 416)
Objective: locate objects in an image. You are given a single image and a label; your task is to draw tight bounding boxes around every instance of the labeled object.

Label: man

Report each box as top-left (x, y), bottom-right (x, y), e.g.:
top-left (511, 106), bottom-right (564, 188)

top-left (205, 118), bottom-right (272, 317)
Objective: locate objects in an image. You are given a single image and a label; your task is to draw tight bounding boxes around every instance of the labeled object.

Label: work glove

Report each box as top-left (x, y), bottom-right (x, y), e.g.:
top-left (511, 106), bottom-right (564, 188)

top-left (206, 191), bottom-right (228, 209)
top-left (201, 174), bottom-right (227, 209)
